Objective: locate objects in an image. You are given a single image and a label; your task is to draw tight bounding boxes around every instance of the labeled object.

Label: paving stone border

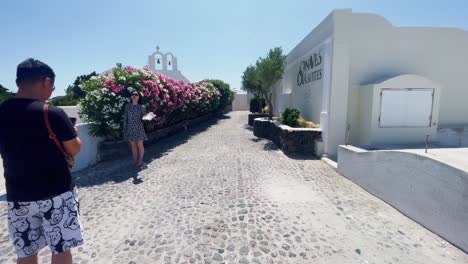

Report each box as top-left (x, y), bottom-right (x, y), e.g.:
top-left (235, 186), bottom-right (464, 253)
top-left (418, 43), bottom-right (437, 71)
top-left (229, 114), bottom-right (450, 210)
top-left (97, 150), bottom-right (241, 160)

top-left (253, 118), bottom-right (322, 155)
top-left (98, 112), bottom-right (223, 161)
top-left (248, 113), bottom-right (269, 126)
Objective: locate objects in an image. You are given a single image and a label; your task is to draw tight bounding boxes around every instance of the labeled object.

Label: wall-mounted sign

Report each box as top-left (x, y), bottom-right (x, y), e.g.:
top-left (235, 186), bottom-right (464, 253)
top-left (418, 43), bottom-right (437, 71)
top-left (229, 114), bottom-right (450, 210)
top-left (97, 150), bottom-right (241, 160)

top-left (297, 52), bottom-right (322, 86)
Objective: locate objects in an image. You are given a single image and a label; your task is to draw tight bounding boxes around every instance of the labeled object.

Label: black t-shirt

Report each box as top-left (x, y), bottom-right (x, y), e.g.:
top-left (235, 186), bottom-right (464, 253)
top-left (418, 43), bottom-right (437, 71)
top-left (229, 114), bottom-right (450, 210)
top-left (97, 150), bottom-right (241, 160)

top-left (0, 98), bottom-right (77, 202)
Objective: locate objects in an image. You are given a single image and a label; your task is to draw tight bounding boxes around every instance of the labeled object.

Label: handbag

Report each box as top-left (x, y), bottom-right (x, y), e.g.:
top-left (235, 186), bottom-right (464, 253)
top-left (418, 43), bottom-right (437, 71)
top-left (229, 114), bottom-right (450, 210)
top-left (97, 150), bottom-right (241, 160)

top-left (43, 104), bottom-right (75, 171)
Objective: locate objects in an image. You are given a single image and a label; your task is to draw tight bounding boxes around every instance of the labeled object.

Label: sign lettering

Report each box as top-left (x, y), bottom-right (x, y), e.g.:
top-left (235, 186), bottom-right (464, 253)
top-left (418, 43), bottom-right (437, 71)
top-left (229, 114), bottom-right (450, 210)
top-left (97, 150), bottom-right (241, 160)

top-left (297, 52), bottom-right (323, 86)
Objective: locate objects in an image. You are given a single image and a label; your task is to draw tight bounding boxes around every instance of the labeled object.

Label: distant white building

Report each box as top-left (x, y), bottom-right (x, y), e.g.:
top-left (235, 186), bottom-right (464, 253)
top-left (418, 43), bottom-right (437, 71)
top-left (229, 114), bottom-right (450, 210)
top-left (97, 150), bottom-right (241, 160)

top-left (273, 9), bottom-right (468, 158)
top-left (101, 46), bottom-right (190, 83)
top-left (147, 46), bottom-right (190, 83)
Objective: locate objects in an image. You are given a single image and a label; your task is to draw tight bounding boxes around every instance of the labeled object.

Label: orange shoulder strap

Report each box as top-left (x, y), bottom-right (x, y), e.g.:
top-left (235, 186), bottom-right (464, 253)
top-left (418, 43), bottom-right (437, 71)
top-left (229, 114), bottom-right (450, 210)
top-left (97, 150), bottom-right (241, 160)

top-left (43, 104), bottom-right (67, 156)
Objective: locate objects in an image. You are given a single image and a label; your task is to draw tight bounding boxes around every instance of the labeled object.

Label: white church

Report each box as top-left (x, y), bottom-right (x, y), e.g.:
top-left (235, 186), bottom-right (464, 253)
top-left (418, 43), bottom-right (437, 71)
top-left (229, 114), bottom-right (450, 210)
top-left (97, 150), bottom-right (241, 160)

top-left (101, 46), bottom-right (190, 83)
top-left (146, 46), bottom-right (190, 83)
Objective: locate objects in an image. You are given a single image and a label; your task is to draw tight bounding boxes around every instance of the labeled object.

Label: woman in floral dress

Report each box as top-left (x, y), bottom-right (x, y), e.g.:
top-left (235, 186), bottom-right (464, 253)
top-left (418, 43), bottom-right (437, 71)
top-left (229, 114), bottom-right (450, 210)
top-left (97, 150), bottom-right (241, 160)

top-left (123, 91), bottom-right (147, 166)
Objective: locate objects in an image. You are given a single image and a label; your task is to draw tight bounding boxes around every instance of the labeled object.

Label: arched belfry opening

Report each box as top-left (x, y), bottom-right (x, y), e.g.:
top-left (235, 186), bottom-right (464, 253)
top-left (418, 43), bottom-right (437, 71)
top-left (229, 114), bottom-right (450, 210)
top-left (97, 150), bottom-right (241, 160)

top-left (147, 45), bottom-right (189, 83)
top-left (155, 53), bottom-right (163, 70)
top-left (166, 53), bottom-right (174, 71)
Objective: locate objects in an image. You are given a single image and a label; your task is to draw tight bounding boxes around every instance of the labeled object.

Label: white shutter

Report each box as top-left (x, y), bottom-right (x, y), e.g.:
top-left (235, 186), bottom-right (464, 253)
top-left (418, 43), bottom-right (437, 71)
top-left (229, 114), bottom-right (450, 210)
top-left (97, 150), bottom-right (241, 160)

top-left (379, 89), bottom-right (433, 127)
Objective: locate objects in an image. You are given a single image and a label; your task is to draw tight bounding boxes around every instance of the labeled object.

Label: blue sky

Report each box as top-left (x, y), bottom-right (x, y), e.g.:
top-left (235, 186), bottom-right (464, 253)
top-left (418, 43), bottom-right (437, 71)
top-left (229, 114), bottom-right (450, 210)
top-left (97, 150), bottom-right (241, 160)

top-left (1, 0), bottom-right (467, 96)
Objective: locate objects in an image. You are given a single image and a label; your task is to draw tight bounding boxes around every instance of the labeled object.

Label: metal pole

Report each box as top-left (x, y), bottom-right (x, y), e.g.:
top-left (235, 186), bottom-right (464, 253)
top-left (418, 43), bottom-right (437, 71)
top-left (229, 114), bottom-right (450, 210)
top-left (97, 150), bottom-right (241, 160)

top-left (345, 124), bottom-right (351, 146)
top-left (425, 135), bottom-right (430, 153)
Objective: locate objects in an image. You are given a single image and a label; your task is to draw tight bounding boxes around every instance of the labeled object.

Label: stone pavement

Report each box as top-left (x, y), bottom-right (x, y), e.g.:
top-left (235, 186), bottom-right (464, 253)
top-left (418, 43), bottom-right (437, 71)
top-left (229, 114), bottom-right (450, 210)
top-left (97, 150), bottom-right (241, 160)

top-left (0, 111), bottom-right (466, 264)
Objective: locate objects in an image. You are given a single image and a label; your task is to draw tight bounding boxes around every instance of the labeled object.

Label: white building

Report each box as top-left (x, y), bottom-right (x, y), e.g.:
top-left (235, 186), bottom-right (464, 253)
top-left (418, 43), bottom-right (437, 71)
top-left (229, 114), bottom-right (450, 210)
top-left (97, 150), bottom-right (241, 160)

top-left (147, 46), bottom-right (190, 83)
top-left (273, 9), bottom-right (468, 158)
top-left (101, 46), bottom-right (190, 83)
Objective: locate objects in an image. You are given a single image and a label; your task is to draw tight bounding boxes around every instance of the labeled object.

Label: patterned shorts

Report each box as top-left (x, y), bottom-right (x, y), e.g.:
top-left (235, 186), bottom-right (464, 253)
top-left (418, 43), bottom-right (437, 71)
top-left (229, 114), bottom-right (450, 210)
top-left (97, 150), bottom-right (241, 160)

top-left (7, 188), bottom-right (84, 258)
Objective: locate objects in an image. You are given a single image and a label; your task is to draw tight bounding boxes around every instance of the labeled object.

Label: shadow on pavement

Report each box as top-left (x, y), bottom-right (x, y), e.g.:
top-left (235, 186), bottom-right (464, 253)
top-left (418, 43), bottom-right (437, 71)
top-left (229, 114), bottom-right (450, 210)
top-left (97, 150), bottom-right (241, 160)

top-left (218, 115), bottom-right (231, 119)
top-left (284, 152), bottom-right (320, 161)
top-left (249, 136), bottom-right (320, 161)
top-left (263, 141), bottom-right (278, 151)
top-left (74, 117), bottom-right (222, 188)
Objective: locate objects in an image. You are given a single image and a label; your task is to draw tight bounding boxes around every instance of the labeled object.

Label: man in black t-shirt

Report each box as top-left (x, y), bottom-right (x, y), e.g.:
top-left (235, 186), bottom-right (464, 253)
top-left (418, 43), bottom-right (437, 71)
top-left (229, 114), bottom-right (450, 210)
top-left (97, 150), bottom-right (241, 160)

top-left (0, 59), bottom-right (84, 264)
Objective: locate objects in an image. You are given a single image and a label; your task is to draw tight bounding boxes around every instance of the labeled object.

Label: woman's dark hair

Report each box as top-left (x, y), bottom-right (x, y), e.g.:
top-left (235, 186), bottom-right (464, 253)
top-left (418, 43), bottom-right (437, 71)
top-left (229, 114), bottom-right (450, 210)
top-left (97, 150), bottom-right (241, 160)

top-left (16, 58), bottom-right (55, 84)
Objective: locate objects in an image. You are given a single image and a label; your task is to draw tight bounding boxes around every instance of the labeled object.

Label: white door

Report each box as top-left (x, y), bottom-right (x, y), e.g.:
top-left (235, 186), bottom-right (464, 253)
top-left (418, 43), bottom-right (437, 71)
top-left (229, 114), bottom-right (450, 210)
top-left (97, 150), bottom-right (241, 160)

top-left (379, 89), bottom-right (434, 127)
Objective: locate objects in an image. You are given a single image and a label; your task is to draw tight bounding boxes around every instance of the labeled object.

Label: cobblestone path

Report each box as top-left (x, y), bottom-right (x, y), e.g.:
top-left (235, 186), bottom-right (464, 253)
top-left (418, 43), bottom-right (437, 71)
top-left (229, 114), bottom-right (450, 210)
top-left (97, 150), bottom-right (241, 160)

top-left (0, 112), bottom-right (466, 264)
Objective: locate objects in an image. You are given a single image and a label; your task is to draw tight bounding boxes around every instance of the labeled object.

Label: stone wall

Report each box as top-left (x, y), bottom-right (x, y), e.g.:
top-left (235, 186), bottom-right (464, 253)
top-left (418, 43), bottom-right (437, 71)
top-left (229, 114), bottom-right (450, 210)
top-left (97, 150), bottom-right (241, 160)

top-left (248, 113), bottom-right (269, 126)
top-left (253, 118), bottom-right (322, 156)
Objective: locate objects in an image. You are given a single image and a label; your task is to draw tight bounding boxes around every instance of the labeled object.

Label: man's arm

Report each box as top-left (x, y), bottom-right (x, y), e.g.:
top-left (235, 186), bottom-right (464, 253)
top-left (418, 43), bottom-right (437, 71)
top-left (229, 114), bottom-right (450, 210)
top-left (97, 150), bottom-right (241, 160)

top-left (50, 106), bottom-right (82, 157)
top-left (63, 137), bottom-right (81, 157)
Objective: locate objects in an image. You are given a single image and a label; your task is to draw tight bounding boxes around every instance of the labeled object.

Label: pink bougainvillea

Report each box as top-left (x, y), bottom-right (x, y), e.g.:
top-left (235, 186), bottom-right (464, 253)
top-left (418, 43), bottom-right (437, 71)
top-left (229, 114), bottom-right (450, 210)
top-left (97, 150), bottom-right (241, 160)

top-left (79, 65), bottom-right (221, 138)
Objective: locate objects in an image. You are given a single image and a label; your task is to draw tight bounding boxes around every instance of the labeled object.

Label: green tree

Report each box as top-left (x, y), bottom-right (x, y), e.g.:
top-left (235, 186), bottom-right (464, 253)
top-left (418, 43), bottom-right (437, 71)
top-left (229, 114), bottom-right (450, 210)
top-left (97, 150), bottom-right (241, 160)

top-left (48, 96), bottom-right (80, 106)
top-left (241, 65), bottom-right (264, 113)
top-left (256, 47), bottom-right (286, 120)
top-left (0, 84), bottom-right (14, 102)
top-left (66, 71), bottom-right (98, 99)
top-left (49, 71), bottom-right (98, 106)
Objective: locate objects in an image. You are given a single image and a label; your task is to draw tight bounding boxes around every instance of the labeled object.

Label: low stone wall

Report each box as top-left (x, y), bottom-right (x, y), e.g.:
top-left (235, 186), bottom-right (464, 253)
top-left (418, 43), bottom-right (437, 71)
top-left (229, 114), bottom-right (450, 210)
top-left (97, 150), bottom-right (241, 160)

top-left (98, 112), bottom-right (222, 161)
top-left (253, 118), bottom-right (322, 155)
top-left (248, 113), bottom-right (269, 126)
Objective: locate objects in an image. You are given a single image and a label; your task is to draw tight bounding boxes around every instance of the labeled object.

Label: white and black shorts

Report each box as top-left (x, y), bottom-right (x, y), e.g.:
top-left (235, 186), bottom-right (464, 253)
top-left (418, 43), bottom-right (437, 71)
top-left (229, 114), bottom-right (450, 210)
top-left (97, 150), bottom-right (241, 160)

top-left (7, 188), bottom-right (84, 258)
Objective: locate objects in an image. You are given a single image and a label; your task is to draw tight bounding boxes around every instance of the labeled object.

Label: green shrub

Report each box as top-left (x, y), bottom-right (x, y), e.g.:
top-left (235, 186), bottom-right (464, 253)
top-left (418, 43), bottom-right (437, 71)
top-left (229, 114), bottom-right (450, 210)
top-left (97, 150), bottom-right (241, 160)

top-left (49, 95), bottom-right (79, 106)
top-left (282, 108), bottom-right (300, 127)
top-left (249, 98), bottom-right (265, 113)
top-left (0, 92), bottom-right (14, 103)
top-left (201, 79), bottom-right (234, 111)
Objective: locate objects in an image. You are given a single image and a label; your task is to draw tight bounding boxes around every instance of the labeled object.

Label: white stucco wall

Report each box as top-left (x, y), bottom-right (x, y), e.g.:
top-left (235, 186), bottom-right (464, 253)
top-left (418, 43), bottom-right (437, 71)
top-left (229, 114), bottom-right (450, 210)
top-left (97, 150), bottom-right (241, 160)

top-left (155, 69), bottom-right (190, 83)
top-left (336, 10), bottom-right (468, 127)
top-left (232, 94), bottom-right (249, 111)
top-left (437, 126), bottom-right (468, 147)
top-left (57, 107), bottom-right (102, 172)
top-left (282, 14), bottom-right (334, 124)
top-left (72, 124), bottom-right (103, 172)
top-left (60, 106), bottom-right (82, 124)
top-left (356, 75), bottom-right (441, 147)
top-left (337, 145), bottom-right (468, 252)
top-left (274, 9), bottom-right (468, 157)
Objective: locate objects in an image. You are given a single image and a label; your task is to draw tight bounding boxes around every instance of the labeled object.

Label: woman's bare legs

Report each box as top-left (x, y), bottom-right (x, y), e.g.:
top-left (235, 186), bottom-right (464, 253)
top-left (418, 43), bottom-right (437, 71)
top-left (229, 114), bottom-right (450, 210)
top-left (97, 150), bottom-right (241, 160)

top-left (129, 142), bottom-right (138, 165)
top-left (136, 141), bottom-right (144, 166)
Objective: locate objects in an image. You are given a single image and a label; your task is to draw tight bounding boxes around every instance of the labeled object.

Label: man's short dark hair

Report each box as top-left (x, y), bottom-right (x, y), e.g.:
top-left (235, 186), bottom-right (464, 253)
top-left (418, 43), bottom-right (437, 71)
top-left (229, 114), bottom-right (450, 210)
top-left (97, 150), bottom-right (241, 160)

top-left (16, 58), bottom-right (55, 84)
